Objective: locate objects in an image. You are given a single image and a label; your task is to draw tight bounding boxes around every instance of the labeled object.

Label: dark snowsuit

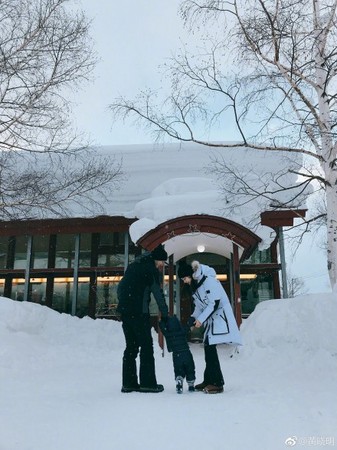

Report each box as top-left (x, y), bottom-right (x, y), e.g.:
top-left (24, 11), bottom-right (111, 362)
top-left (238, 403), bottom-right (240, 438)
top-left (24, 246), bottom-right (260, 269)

top-left (117, 253), bottom-right (168, 389)
top-left (159, 316), bottom-right (195, 383)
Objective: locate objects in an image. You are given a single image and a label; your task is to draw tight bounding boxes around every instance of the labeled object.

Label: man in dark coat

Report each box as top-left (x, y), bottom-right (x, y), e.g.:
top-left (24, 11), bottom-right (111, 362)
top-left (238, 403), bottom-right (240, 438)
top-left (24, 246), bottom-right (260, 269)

top-left (117, 244), bottom-right (169, 393)
top-left (159, 315), bottom-right (195, 394)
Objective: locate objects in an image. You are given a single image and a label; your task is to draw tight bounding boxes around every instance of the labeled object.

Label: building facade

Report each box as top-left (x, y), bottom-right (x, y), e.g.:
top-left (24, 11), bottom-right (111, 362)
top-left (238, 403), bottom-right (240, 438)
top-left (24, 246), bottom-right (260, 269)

top-left (0, 143), bottom-right (307, 324)
top-left (0, 210), bottom-right (305, 324)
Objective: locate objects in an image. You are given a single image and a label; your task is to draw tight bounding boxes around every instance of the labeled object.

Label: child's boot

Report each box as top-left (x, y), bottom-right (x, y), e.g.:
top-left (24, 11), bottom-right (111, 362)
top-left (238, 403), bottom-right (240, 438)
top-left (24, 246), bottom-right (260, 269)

top-left (187, 379), bottom-right (195, 392)
top-left (176, 376), bottom-right (183, 394)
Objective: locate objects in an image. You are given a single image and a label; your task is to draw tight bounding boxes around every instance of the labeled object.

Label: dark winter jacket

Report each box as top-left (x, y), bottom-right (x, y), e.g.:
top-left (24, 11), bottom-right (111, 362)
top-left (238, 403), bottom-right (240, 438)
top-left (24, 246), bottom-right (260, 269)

top-left (159, 316), bottom-right (190, 353)
top-left (117, 253), bottom-right (168, 317)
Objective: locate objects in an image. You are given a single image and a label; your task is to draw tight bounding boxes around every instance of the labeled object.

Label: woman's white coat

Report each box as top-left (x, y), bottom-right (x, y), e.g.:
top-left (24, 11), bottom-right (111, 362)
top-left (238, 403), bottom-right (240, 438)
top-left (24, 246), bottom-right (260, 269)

top-left (191, 262), bottom-right (242, 346)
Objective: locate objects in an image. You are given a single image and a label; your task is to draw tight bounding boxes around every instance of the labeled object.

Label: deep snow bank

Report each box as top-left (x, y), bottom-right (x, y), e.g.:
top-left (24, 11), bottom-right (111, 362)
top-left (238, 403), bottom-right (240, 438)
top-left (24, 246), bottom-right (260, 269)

top-left (0, 296), bottom-right (124, 348)
top-left (1, 293), bottom-right (336, 360)
top-left (240, 293), bottom-right (337, 356)
top-left (0, 297), bottom-right (125, 373)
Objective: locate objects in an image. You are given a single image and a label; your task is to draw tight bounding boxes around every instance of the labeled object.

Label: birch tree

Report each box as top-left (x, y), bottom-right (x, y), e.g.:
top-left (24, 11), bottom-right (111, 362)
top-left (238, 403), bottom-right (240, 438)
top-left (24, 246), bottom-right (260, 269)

top-left (110, 0), bottom-right (337, 291)
top-left (0, 0), bottom-right (123, 219)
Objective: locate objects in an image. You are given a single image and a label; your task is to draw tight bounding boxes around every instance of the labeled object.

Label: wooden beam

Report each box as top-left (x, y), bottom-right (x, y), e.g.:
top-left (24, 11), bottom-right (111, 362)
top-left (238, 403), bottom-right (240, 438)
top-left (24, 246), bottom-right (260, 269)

top-left (0, 216), bottom-right (136, 236)
top-left (260, 209), bottom-right (307, 227)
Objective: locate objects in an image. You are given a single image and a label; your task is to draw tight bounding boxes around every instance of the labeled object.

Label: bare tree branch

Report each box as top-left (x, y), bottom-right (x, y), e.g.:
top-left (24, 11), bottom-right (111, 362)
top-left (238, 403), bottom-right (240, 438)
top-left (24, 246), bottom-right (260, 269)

top-left (0, 0), bottom-right (124, 219)
top-left (109, 0), bottom-right (337, 289)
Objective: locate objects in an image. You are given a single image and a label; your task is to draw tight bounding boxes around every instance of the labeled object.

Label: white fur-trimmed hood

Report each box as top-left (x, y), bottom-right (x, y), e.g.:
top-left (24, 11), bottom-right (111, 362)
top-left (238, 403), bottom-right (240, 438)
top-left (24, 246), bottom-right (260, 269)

top-left (192, 260), bottom-right (217, 281)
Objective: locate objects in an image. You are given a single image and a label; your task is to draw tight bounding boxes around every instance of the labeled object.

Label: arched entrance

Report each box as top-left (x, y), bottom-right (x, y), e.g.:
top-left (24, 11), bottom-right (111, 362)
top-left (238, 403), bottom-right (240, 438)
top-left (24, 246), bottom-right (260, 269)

top-left (137, 214), bottom-right (262, 325)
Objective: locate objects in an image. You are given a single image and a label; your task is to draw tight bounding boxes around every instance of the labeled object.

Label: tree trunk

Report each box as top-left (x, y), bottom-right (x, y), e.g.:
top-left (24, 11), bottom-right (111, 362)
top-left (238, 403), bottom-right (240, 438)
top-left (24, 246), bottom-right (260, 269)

top-left (326, 182), bottom-right (337, 290)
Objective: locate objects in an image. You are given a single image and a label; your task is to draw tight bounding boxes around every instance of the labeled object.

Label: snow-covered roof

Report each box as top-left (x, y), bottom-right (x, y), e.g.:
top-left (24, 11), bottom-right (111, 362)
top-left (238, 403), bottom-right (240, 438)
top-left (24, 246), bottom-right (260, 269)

top-left (92, 142), bottom-right (305, 251)
top-left (20, 142), bottom-right (303, 256)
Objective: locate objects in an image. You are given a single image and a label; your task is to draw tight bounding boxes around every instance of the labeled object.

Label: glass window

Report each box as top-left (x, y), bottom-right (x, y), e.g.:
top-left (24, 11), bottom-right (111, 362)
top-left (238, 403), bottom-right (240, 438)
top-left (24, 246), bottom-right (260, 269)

top-left (55, 235), bottom-right (76, 269)
top-left (97, 232), bottom-right (125, 267)
top-left (0, 237), bottom-right (8, 269)
top-left (95, 275), bottom-right (121, 317)
top-left (241, 273), bottom-right (274, 315)
top-left (32, 236), bottom-right (49, 269)
top-left (79, 234), bottom-right (92, 268)
top-left (11, 278), bottom-right (26, 301)
top-left (29, 278), bottom-right (47, 303)
top-left (0, 278), bottom-right (5, 296)
top-left (242, 248), bottom-right (272, 264)
top-left (185, 252), bottom-right (229, 267)
top-left (53, 277), bottom-right (73, 313)
top-left (13, 236), bottom-right (28, 269)
top-left (76, 278), bottom-right (90, 317)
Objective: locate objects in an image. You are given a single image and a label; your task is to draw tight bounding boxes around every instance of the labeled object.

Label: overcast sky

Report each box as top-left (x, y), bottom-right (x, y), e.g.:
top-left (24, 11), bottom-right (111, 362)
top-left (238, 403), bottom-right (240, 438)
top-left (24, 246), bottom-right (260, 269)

top-left (71, 1), bottom-right (330, 294)
top-left (72, 0), bottom-right (186, 145)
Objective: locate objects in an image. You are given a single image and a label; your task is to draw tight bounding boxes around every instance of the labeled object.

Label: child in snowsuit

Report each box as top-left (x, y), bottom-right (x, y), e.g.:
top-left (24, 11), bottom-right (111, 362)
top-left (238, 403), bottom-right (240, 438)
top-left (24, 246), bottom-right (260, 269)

top-left (159, 315), bottom-right (195, 394)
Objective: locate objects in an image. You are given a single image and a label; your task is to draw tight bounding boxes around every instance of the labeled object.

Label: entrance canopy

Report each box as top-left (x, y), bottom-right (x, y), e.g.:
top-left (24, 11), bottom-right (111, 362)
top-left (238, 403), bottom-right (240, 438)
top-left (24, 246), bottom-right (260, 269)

top-left (137, 214), bottom-right (261, 262)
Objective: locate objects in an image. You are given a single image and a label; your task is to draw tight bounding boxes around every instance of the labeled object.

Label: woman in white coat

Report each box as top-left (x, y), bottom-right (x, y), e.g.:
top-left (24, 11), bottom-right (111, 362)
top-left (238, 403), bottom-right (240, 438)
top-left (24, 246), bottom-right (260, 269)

top-left (178, 260), bottom-right (242, 394)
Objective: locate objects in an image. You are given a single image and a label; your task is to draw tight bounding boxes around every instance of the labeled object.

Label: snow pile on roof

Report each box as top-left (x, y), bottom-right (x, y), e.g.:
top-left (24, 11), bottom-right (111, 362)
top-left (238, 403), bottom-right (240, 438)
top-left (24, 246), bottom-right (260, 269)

top-left (21, 142), bottom-right (307, 249)
top-left (129, 175), bottom-right (275, 248)
top-left (105, 142), bottom-right (306, 247)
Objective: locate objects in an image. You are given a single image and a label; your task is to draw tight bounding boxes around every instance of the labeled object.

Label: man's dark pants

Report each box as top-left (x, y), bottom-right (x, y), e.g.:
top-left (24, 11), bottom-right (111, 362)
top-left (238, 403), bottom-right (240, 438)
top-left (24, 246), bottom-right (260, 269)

top-left (121, 314), bottom-right (157, 388)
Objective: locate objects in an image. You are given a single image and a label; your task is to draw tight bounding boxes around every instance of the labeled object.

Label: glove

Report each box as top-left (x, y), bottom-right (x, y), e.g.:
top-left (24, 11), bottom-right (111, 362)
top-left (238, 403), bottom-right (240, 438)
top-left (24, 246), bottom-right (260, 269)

top-left (187, 316), bottom-right (195, 327)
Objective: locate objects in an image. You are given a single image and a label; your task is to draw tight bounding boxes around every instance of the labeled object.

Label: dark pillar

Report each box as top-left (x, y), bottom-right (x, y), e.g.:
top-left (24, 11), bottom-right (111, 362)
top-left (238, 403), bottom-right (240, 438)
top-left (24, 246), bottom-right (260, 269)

top-left (233, 244), bottom-right (242, 327)
top-left (168, 254), bottom-right (174, 316)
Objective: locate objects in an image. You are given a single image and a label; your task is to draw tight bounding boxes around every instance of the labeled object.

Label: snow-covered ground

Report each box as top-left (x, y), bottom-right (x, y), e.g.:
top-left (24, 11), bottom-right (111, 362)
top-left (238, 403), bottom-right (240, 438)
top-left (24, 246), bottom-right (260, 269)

top-left (1, 293), bottom-right (336, 450)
